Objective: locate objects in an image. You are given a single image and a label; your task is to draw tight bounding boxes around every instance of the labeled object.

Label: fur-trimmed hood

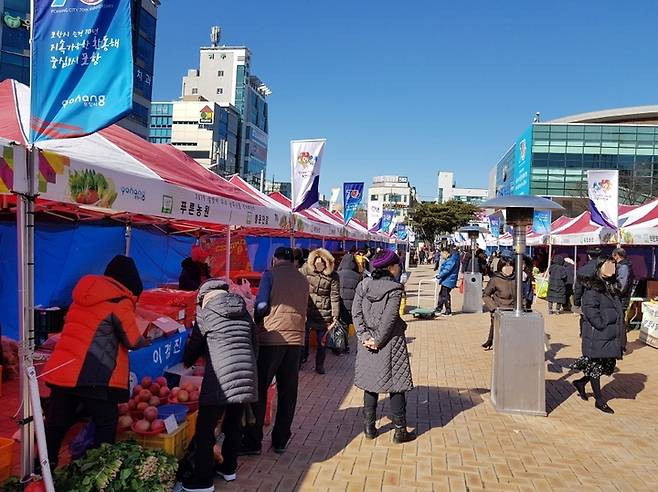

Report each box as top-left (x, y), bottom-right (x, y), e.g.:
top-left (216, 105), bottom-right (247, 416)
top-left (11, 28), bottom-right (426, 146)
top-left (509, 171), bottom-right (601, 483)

top-left (305, 248), bottom-right (335, 276)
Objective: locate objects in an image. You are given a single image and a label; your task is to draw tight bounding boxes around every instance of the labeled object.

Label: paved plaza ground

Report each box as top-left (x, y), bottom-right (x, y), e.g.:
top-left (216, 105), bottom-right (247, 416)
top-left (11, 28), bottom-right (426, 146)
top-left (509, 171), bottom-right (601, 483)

top-left (226, 264), bottom-right (658, 491)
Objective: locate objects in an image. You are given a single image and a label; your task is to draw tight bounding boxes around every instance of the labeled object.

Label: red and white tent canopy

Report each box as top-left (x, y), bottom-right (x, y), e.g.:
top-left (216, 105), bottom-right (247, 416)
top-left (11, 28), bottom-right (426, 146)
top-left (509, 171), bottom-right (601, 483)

top-left (0, 80), bottom-right (283, 229)
top-left (619, 198), bottom-right (658, 244)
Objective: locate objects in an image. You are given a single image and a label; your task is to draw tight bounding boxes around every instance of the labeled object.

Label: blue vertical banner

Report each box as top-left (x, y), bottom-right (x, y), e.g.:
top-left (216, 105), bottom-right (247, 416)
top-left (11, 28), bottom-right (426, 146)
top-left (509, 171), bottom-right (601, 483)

top-left (532, 210), bottom-right (552, 235)
top-left (489, 215), bottom-right (502, 238)
top-left (395, 223), bottom-right (408, 240)
top-left (30, 0), bottom-right (134, 143)
top-left (343, 182), bottom-right (364, 225)
top-left (380, 210), bottom-right (395, 233)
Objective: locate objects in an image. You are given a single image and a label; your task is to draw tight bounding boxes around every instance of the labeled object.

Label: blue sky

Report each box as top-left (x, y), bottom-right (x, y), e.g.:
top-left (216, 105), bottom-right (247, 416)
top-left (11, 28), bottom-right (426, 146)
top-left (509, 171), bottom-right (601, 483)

top-left (153, 1), bottom-right (658, 202)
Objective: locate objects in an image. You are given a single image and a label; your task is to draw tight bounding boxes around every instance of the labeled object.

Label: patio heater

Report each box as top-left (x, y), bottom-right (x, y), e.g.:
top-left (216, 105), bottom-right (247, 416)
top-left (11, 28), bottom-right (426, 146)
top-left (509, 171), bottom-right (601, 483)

top-left (479, 195), bottom-right (564, 417)
top-left (459, 225), bottom-right (488, 313)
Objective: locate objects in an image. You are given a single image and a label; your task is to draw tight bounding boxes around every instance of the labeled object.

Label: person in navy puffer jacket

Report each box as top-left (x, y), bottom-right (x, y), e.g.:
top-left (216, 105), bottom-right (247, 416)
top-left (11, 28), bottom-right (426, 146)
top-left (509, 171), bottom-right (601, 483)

top-left (434, 248), bottom-right (460, 316)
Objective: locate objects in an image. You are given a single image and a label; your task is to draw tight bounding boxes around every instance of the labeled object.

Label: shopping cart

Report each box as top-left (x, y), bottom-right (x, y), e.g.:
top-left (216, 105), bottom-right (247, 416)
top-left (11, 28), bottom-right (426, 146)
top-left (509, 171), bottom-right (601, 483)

top-left (410, 279), bottom-right (438, 319)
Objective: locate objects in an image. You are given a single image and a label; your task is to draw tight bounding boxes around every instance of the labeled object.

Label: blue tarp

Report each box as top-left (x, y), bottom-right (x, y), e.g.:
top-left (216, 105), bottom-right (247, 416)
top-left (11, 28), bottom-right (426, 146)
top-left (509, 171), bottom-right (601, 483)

top-left (0, 221), bottom-right (194, 340)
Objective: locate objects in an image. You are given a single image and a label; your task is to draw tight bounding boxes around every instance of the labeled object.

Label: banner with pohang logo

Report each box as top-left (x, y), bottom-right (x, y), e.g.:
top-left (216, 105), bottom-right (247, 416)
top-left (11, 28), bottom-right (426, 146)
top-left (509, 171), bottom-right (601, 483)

top-left (588, 169), bottom-right (619, 229)
top-left (290, 139), bottom-right (325, 212)
top-left (343, 181), bottom-right (364, 225)
top-left (30, 0), bottom-right (134, 143)
top-left (532, 210), bottom-right (551, 235)
top-left (395, 223), bottom-right (408, 240)
top-left (380, 210), bottom-right (395, 234)
top-left (488, 215), bottom-right (502, 238)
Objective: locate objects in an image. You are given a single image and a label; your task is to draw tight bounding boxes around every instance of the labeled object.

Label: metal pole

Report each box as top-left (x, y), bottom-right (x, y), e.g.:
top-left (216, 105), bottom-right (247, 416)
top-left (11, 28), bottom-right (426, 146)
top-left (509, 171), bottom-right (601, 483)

top-left (653, 246), bottom-right (656, 278)
top-left (27, 367), bottom-right (55, 492)
top-left (573, 245), bottom-right (578, 279)
top-left (259, 170), bottom-right (264, 193)
top-left (225, 227), bottom-right (231, 280)
top-left (321, 237), bottom-right (325, 249)
top-left (18, 148), bottom-right (36, 481)
top-left (470, 235), bottom-right (477, 273)
top-left (513, 224), bottom-right (526, 314)
top-left (290, 215), bottom-right (295, 248)
top-left (124, 223), bottom-right (132, 256)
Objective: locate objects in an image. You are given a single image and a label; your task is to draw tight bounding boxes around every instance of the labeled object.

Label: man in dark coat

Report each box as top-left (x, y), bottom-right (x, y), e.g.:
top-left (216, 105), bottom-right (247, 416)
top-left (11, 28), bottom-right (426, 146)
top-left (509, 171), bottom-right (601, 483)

top-left (574, 247), bottom-right (601, 308)
top-left (547, 255), bottom-right (568, 314)
top-left (337, 253), bottom-right (362, 354)
top-left (182, 279), bottom-right (258, 489)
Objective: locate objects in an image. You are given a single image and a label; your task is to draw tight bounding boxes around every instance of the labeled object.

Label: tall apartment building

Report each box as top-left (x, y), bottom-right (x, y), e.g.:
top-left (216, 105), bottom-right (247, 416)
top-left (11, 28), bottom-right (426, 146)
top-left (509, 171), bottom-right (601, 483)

top-left (181, 27), bottom-right (270, 186)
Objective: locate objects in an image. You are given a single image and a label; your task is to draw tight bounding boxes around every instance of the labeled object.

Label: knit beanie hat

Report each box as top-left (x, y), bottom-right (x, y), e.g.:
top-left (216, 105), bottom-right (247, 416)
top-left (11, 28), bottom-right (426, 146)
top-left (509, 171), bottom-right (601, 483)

top-left (371, 250), bottom-right (400, 269)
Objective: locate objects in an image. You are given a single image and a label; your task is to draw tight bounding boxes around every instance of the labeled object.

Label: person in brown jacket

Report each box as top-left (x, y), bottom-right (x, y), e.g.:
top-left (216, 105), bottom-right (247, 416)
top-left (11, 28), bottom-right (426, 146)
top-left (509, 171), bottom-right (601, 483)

top-left (300, 248), bottom-right (340, 374)
top-left (241, 247), bottom-right (310, 455)
top-left (481, 256), bottom-right (516, 350)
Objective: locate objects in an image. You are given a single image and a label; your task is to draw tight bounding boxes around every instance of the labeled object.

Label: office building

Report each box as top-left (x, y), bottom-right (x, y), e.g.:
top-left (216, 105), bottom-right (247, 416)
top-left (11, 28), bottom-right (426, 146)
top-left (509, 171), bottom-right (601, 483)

top-left (117, 0), bottom-right (160, 139)
top-left (181, 27), bottom-right (270, 186)
top-left (264, 180), bottom-right (291, 198)
top-left (491, 106), bottom-right (658, 215)
top-left (437, 171), bottom-right (488, 204)
top-left (161, 99), bottom-right (240, 172)
top-left (367, 176), bottom-right (416, 229)
top-left (149, 101), bottom-right (173, 143)
top-left (0, 0), bottom-right (29, 84)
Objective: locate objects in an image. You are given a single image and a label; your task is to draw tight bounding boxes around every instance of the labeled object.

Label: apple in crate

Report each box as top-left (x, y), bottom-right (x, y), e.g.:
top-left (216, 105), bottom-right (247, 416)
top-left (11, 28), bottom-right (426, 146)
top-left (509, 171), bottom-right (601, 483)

top-left (155, 376), bottom-right (168, 387)
top-left (138, 389), bottom-right (152, 402)
top-left (148, 396), bottom-right (161, 407)
top-left (151, 419), bottom-right (165, 433)
top-left (128, 399), bottom-right (137, 411)
top-left (117, 415), bottom-right (133, 430)
top-left (136, 402), bottom-right (148, 412)
top-left (117, 403), bottom-right (130, 416)
top-left (190, 390), bottom-right (200, 401)
top-left (144, 406), bottom-right (159, 422)
top-left (177, 389), bottom-right (189, 402)
top-left (159, 386), bottom-right (170, 398)
top-left (132, 385), bottom-right (143, 397)
top-left (134, 419), bottom-right (151, 433)
top-left (171, 387), bottom-right (180, 399)
top-left (141, 376), bottom-right (153, 388)
top-left (149, 383), bottom-right (161, 395)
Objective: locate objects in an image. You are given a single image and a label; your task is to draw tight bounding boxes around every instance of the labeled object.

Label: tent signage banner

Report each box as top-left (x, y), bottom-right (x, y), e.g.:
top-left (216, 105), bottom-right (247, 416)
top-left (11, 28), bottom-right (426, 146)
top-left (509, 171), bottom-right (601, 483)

top-left (30, 0), bottom-right (134, 143)
top-left (36, 150), bottom-right (283, 228)
top-left (290, 139), bottom-right (325, 212)
top-left (343, 181), bottom-right (364, 225)
top-left (588, 169), bottom-right (619, 229)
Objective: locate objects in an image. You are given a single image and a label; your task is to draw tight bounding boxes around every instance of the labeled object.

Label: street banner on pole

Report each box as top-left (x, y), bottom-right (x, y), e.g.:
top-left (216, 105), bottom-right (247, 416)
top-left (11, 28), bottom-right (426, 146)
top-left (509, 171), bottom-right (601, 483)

top-left (395, 223), bottom-right (408, 240)
top-left (343, 181), bottom-right (364, 225)
top-left (489, 215), bottom-right (502, 238)
top-left (290, 139), bottom-right (325, 212)
top-left (587, 170), bottom-right (619, 229)
top-left (380, 210), bottom-right (395, 233)
top-left (532, 210), bottom-right (552, 235)
top-left (30, 0), bottom-right (134, 143)
top-left (329, 187), bottom-right (340, 211)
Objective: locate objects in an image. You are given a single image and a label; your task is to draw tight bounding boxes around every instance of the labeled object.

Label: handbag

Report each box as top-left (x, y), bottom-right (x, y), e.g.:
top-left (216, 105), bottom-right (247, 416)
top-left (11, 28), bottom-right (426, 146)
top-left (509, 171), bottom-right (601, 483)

top-left (536, 275), bottom-right (549, 299)
top-left (327, 320), bottom-right (348, 353)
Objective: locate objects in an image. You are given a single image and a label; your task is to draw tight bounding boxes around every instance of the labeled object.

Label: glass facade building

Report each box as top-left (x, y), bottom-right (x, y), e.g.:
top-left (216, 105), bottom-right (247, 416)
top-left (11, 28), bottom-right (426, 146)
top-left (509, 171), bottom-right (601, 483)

top-left (494, 110), bottom-right (658, 214)
top-left (531, 123), bottom-right (658, 204)
top-left (148, 102), bottom-right (173, 144)
top-left (0, 0), bottom-right (30, 84)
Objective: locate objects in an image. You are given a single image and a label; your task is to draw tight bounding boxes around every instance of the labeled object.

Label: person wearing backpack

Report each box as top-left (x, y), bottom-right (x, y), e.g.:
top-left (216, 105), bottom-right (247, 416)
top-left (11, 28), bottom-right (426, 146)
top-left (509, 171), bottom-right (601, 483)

top-left (177, 279), bottom-right (258, 492)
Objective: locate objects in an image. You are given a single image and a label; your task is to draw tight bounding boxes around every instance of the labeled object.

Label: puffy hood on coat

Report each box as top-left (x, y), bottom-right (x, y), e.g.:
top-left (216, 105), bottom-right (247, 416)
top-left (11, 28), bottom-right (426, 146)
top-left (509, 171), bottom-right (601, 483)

top-left (306, 248), bottom-right (335, 275)
top-left (73, 275), bottom-right (136, 307)
top-left (363, 277), bottom-right (403, 303)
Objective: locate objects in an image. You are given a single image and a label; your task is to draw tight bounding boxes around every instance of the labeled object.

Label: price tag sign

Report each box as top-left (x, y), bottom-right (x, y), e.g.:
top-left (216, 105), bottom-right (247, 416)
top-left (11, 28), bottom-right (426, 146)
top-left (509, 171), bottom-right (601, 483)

top-left (164, 414), bottom-right (178, 435)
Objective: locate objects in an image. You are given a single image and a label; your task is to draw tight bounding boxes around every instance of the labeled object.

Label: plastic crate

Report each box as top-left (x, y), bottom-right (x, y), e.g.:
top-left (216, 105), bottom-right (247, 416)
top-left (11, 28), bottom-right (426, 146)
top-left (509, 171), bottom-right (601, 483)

top-left (0, 437), bottom-right (14, 483)
top-left (186, 410), bottom-right (198, 442)
top-left (136, 421), bottom-right (188, 459)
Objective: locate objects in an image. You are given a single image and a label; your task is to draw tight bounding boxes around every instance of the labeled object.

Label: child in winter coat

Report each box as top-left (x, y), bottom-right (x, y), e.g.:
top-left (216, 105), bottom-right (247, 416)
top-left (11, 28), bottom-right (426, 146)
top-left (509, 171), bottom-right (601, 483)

top-left (481, 257), bottom-right (516, 350)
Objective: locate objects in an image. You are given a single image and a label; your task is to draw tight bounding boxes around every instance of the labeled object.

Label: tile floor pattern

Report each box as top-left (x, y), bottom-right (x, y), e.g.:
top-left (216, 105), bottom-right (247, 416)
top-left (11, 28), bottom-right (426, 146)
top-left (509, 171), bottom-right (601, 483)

top-left (219, 265), bottom-right (658, 491)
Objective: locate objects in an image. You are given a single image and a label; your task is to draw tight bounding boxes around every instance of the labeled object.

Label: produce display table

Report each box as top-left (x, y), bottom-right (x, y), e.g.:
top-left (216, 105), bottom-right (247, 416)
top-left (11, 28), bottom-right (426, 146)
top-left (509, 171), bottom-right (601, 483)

top-left (128, 330), bottom-right (189, 391)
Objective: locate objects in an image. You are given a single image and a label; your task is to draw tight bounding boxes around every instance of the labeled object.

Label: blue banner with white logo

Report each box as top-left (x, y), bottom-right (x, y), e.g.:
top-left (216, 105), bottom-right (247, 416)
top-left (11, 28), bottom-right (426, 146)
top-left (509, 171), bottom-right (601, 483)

top-left (532, 210), bottom-right (551, 235)
top-left (343, 182), bottom-right (364, 225)
top-left (395, 223), bottom-right (407, 240)
top-left (380, 210), bottom-right (395, 234)
top-left (30, 0), bottom-right (134, 143)
top-left (489, 216), bottom-right (502, 238)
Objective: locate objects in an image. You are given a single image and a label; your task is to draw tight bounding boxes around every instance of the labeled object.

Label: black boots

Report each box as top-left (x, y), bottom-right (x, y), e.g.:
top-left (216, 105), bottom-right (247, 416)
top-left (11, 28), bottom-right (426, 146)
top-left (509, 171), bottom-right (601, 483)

top-left (595, 400), bottom-right (614, 414)
top-left (315, 346), bottom-right (326, 374)
top-left (363, 411), bottom-right (378, 440)
top-left (392, 416), bottom-right (416, 444)
top-left (573, 377), bottom-right (589, 401)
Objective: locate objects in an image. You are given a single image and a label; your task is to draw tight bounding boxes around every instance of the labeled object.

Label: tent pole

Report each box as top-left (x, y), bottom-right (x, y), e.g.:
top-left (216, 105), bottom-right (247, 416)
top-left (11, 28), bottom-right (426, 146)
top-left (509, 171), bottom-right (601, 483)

top-left (290, 214), bottom-right (295, 248)
top-left (573, 245), bottom-right (578, 279)
top-left (124, 223), bottom-right (132, 256)
top-left (321, 237), bottom-right (325, 249)
top-left (18, 147), bottom-right (36, 481)
top-left (653, 246), bottom-right (656, 278)
top-left (225, 227), bottom-right (231, 281)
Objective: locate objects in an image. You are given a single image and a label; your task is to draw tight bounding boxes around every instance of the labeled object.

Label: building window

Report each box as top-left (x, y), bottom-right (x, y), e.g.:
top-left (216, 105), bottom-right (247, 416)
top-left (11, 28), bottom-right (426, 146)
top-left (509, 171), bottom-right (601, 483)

top-left (218, 70), bottom-right (224, 77)
top-left (191, 88), bottom-right (198, 95)
top-left (216, 88), bottom-right (223, 94)
top-left (370, 194), bottom-right (378, 201)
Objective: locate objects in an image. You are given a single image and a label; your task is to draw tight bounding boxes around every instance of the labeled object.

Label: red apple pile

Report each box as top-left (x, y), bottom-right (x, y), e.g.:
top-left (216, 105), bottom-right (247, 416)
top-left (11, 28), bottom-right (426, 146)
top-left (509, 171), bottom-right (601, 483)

top-left (120, 376), bottom-right (171, 420)
top-left (132, 404), bottom-right (165, 434)
top-left (169, 383), bottom-right (200, 404)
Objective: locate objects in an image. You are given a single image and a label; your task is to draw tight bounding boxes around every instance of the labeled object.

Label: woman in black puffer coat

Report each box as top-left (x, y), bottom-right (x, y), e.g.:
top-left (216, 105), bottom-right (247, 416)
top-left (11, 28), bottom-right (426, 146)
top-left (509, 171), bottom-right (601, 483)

top-left (182, 279), bottom-right (258, 490)
top-left (570, 258), bottom-right (625, 414)
top-left (547, 255), bottom-right (568, 314)
top-left (336, 253), bottom-right (363, 354)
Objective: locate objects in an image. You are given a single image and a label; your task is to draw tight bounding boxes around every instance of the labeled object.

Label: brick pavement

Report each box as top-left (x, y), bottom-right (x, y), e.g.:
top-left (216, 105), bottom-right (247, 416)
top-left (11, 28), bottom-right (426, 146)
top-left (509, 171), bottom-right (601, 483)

top-left (227, 264), bottom-right (658, 491)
